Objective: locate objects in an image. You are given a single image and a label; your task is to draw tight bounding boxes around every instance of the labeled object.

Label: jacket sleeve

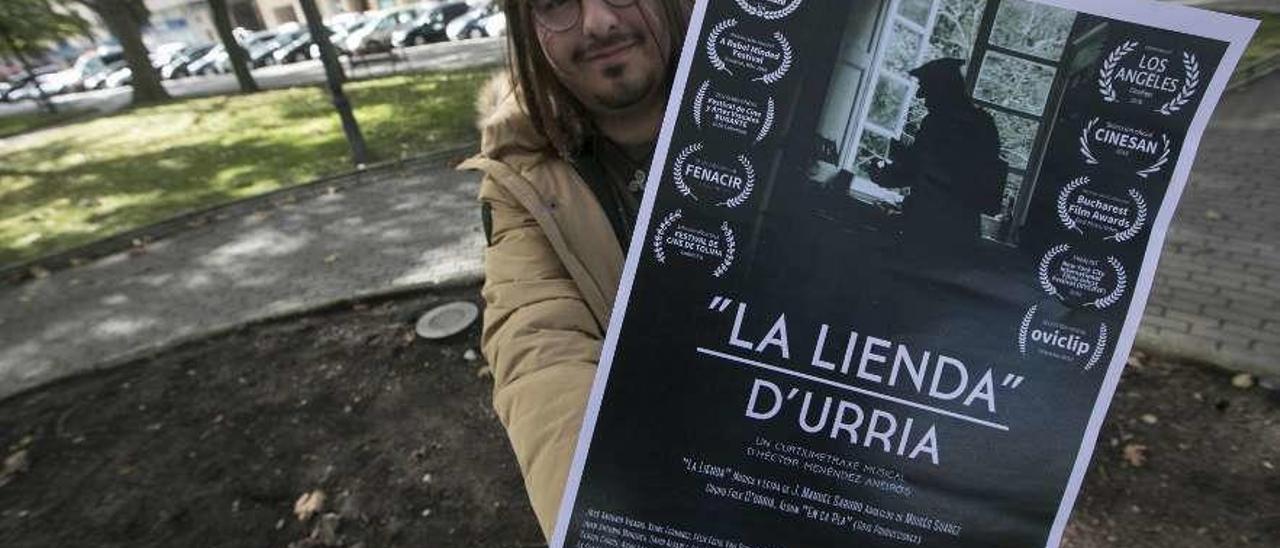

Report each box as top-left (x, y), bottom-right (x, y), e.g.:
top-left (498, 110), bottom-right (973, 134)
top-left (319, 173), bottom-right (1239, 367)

top-left (478, 174), bottom-right (602, 539)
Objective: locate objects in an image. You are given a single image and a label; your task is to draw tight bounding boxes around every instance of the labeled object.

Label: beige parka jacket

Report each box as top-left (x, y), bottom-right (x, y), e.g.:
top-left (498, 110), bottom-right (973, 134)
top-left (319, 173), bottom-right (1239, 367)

top-left (457, 74), bottom-right (625, 539)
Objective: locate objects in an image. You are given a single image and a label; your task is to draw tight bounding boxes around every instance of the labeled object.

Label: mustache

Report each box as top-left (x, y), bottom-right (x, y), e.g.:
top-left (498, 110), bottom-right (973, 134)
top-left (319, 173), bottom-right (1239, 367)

top-left (572, 31), bottom-right (643, 62)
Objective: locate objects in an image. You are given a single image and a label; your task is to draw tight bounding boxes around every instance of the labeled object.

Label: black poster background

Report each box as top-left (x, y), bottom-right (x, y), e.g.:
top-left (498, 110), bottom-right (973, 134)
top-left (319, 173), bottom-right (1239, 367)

top-left (553, 1), bottom-right (1251, 547)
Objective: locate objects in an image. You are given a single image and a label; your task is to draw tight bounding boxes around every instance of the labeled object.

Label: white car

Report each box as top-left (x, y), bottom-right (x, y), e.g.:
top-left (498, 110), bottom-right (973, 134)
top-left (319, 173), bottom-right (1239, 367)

top-left (482, 12), bottom-right (506, 37)
top-left (344, 7), bottom-right (420, 54)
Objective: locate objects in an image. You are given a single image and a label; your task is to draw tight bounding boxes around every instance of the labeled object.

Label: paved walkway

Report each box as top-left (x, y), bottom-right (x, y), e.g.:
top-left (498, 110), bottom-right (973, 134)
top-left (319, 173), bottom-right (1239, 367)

top-left (1136, 71), bottom-right (1280, 376)
top-left (0, 158), bottom-right (484, 400)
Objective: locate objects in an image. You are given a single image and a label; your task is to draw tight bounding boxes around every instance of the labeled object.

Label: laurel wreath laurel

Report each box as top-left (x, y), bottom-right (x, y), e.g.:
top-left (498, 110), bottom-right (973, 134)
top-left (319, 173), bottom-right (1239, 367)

top-left (1086, 323), bottom-right (1109, 371)
top-left (671, 143), bottom-right (703, 201)
top-left (1158, 52), bottom-right (1200, 115)
top-left (1098, 40), bottom-right (1138, 103)
top-left (1136, 134), bottom-right (1171, 178)
top-left (1057, 176), bottom-right (1090, 234)
top-left (713, 221), bottom-right (737, 278)
top-left (1086, 257), bottom-right (1130, 310)
top-left (1017, 304), bottom-right (1038, 355)
top-left (692, 80), bottom-right (710, 129)
top-left (755, 97), bottom-right (776, 144)
top-left (734, 0), bottom-right (804, 20)
top-left (720, 155), bottom-right (757, 209)
top-left (1038, 244), bottom-right (1070, 299)
top-left (1105, 189), bottom-right (1148, 243)
top-left (755, 32), bottom-right (794, 85)
top-left (651, 210), bottom-right (682, 264)
top-left (705, 19), bottom-right (737, 75)
top-left (1079, 118), bottom-right (1101, 165)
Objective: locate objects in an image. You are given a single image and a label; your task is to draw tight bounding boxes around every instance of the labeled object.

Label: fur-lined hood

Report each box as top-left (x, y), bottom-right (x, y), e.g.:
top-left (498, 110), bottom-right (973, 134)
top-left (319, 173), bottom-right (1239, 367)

top-left (472, 71), bottom-right (554, 165)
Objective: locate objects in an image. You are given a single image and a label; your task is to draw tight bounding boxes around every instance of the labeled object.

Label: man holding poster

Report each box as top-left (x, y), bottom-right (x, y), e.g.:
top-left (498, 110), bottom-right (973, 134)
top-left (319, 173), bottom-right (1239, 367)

top-left (463, 0), bottom-right (1257, 547)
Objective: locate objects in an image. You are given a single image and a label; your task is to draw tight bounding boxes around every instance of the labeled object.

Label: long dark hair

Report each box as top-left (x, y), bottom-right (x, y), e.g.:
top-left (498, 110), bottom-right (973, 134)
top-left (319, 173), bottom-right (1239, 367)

top-left (499, 0), bottom-right (693, 157)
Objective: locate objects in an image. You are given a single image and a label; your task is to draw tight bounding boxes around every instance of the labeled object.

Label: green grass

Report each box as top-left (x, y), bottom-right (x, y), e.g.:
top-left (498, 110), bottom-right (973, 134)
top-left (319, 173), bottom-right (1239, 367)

top-left (0, 108), bottom-right (84, 139)
top-left (1240, 12), bottom-right (1280, 70)
top-left (0, 68), bottom-right (494, 266)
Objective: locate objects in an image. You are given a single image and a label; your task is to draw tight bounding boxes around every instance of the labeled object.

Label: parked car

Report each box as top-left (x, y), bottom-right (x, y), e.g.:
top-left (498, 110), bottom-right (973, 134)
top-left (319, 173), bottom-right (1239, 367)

top-left (103, 65), bottom-right (133, 88)
top-left (273, 31), bottom-right (316, 64)
top-left (392, 1), bottom-right (471, 47)
top-left (161, 43), bottom-right (215, 79)
top-left (241, 29), bottom-right (284, 68)
top-left (187, 44), bottom-right (226, 75)
top-left (446, 2), bottom-right (498, 41)
top-left (310, 17), bottom-right (367, 58)
top-left (345, 7), bottom-right (420, 54)
top-left (481, 11), bottom-right (506, 37)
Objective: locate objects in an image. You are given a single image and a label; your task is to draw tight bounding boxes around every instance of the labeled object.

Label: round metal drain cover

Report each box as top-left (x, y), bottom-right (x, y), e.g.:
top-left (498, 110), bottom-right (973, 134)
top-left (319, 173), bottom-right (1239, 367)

top-left (415, 301), bottom-right (479, 340)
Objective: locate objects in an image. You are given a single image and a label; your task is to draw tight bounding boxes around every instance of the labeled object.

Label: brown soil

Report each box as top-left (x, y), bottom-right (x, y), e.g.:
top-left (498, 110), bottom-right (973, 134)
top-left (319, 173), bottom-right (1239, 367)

top-left (0, 287), bottom-right (1276, 547)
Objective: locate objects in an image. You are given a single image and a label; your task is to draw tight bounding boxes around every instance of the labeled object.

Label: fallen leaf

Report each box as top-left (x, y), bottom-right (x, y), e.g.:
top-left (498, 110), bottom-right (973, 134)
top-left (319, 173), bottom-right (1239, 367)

top-left (294, 490), bottom-right (326, 522)
top-left (1123, 443), bottom-right (1148, 467)
top-left (1231, 373), bottom-right (1255, 389)
top-left (1140, 414), bottom-right (1159, 425)
top-left (463, 349), bottom-right (479, 362)
top-left (324, 254), bottom-right (339, 264)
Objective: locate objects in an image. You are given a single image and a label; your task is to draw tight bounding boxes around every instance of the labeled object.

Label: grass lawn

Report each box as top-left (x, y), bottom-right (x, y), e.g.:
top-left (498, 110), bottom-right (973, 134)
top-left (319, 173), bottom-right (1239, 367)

top-left (0, 68), bottom-right (494, 267)
top-left (1240, 12), bottom-right (1280, 69)
top-left (0, 108), bottom-right (84, 139)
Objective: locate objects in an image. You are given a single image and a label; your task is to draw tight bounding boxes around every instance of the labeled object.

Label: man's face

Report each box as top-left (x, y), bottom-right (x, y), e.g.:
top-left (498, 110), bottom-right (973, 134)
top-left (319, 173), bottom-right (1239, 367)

top-left (535, 0), bottom-right (673, 114)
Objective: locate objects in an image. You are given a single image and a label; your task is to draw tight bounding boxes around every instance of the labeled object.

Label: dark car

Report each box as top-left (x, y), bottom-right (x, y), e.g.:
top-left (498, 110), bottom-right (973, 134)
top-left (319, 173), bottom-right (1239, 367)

top-left (392, 1), bottom-right (470, 47)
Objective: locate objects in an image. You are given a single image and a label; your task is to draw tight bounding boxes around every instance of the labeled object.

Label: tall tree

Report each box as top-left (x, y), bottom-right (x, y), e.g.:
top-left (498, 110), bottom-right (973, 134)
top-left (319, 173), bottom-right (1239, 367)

top-left (75, 0), bottom-right (169, 104)
top-left (0, 0), bottom-right (85, 113)
top-left (208, 0), bottom-right (257, 93)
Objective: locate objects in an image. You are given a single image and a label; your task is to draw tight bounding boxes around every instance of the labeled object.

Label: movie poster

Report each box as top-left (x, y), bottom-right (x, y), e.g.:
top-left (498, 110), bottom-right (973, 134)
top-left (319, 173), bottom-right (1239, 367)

top-left (553, 1), bottom-right (1256, 547)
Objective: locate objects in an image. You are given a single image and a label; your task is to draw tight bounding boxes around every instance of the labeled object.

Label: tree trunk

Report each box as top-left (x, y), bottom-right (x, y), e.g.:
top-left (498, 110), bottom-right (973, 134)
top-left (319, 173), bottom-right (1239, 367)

top-left (88, 0), bottom-right (169, 104)
top-left (208, 0), bottom-right (257, 93)
top-left (300, 0), bottom-right (368, 166)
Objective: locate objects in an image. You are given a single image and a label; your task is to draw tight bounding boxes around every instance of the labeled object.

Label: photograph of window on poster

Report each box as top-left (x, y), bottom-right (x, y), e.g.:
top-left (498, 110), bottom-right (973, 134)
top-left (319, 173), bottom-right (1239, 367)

top-left (552, 1), bottom-right (1257, 548)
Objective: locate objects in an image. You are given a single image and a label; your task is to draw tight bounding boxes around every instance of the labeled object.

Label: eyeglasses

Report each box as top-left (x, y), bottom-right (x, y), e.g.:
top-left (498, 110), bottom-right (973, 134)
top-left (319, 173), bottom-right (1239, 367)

top-left (531, 0), bottom-right (640, 33)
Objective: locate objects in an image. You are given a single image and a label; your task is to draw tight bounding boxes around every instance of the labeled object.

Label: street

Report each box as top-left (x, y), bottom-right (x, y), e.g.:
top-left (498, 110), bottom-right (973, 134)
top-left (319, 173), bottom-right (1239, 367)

top-left (0, 37), bottom-right (505, 117)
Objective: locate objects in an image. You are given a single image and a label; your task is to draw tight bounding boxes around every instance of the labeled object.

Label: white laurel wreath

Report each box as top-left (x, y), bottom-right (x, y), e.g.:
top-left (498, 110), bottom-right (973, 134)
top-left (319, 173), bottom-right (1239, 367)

top-left (755, 98), bottom-right (776, 144)
top-left (755, 32), bottom-right (794, 85)
top-left (652, 210), bottom-right (682, 264)
top-left (713, 221), bottom-right (737, 278)
top-left (1018, 304), bottom-right (1038, 355)
top-left (1098, 40), bottom-right (1138, 103)
top-left (1136, 134), bottom-right (1171, 178)
top-left (692, 80), bottom-right (710, 129)
top-left (1079, 118), bottom-right (1100, 165)
top-left (1086, 323), bottom-right (1109, 371)
top-left (1087, 257), bottom-right (1129, 310)
top-left (721, 155), bottom-right (756, 209)
top-left (734, 0), bottom-right (804, 20)
top-left (1057, 176), bottom-right (1090, 234)
top-left (1038, 244), bottom-right (1070, 299)
top-left (672, 142), bottom-right (703, 201)
top-left (1106, 189), bottom-right (1148, 243)
top-left (1157, 52), bottom-right (1200, 115)
top-left (705, 19), bottom-right (737, 75)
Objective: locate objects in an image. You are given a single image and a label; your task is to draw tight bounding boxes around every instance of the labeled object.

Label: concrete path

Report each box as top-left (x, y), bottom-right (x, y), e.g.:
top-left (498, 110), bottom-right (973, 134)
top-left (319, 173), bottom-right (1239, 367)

top-left (1136, 71), bottom-right (1280, 376)
top-left (0, 157), bottom-right (484, 400)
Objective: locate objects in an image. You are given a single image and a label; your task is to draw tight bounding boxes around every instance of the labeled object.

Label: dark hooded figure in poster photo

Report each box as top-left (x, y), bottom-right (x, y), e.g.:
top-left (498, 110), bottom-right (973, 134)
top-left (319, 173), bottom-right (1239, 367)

top-left (870, 58), bottom-right (1005, 253)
